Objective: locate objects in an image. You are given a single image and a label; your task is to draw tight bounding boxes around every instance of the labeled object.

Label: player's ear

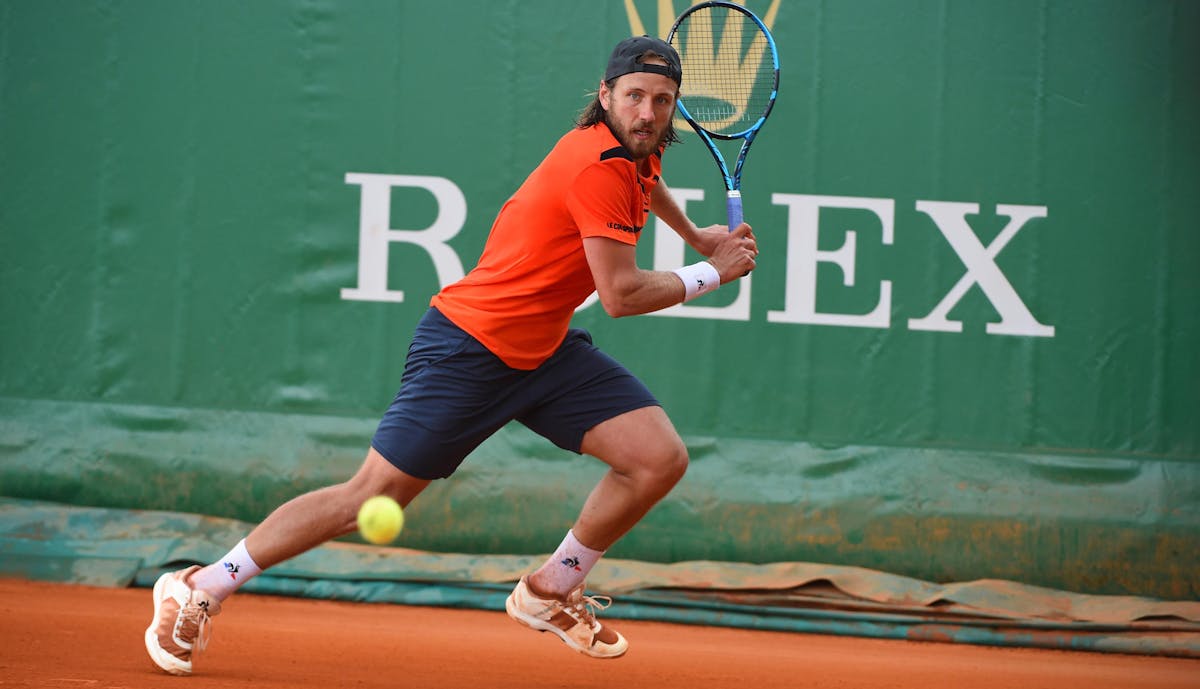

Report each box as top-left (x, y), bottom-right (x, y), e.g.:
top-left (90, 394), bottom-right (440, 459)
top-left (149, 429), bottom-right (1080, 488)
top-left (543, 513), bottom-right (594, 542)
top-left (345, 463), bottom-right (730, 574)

top-left (598, 79), bottom-right (612, 111)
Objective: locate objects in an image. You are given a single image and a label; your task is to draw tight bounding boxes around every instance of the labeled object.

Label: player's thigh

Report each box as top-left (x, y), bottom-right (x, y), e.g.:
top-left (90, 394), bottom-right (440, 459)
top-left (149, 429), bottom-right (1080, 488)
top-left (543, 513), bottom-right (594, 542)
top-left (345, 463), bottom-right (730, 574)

top-left (516, 328), bottom-right (662, 456)
top-left (372, 308), bottom-right (523, 479)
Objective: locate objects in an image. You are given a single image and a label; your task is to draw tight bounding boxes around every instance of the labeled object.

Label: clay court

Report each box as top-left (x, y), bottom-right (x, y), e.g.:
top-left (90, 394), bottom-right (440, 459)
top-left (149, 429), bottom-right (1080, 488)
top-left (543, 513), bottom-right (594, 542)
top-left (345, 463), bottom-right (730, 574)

top-left (1, 578), bottom-right (1196, 689)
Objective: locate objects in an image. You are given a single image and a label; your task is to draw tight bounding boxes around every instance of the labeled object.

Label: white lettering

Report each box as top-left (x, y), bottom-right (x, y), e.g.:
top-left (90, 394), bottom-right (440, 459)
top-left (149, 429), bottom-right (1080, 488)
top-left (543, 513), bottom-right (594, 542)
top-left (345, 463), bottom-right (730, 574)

top-left (341, 173), bottom-right (1055, 339)
top-left (767, 194), bottom-right (894, 329)
top-left (908, 202), bottom-right (1053, 337)
top-left (340, 172), bottom-right (466, 303)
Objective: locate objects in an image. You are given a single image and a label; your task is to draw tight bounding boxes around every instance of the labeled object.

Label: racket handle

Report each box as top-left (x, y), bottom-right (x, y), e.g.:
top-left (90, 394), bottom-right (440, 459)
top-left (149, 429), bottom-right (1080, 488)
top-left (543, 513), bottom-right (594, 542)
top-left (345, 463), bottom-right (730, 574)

top-left (726, 190), bottom-right (743, 232)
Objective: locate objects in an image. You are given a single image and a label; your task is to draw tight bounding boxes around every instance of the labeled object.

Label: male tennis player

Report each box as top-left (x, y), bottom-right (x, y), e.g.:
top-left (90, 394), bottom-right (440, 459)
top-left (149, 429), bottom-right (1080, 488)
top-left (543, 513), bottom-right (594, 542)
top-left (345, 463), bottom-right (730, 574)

top-left (145, 35), bottom-right (758, 674)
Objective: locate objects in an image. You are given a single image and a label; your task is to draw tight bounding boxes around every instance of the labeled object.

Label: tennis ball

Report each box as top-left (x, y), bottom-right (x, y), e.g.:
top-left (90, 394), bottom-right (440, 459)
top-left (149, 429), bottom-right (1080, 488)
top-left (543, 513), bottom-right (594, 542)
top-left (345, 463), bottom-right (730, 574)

top-left (357, 495), bottom-right (404, 545)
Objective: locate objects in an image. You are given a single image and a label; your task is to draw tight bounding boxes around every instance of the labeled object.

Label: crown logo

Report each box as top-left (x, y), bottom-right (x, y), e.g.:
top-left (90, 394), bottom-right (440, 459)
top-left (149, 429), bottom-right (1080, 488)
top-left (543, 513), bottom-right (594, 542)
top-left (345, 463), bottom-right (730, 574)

top-left (624, 0), bottom-right (780, 132)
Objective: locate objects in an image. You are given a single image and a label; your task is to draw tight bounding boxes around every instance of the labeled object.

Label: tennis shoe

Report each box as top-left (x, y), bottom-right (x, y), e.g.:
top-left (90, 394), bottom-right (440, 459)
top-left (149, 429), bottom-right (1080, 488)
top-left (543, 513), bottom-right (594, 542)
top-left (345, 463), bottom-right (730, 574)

top-left (505, 576), bottom-right (628, 659)
top-left (144, 566), bottom-right (221, 675)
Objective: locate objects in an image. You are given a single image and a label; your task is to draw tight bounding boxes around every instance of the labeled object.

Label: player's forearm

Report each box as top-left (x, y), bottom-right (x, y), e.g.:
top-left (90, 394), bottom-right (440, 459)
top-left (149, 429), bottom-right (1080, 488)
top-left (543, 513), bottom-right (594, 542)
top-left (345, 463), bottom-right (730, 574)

top-left (584, 234), bottom-right (724, 317)
top-left (649, 181), bottom-right (703, 250)
top-left (594, 268), bottom-right (688, 318)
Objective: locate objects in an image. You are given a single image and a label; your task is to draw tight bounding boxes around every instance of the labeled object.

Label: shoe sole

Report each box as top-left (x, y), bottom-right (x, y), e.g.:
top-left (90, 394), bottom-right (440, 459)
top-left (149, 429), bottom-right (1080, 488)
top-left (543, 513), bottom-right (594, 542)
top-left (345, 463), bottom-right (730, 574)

top-left (504, 591), bottom-right (626, 659)
top-left (145, 573), bottom-right (191, 676)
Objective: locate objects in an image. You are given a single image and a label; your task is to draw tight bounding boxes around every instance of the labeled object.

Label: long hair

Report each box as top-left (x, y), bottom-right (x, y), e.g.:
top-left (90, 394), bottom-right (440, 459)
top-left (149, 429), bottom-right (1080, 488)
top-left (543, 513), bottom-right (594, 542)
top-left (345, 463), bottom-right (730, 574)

top-left (576, 78), bottom-right (682, 148)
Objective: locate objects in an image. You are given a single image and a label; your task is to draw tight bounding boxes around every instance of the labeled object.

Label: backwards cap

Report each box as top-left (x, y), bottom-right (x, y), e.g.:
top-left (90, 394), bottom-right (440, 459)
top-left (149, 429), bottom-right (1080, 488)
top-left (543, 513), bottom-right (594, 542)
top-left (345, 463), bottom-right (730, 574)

top-left (604, 35), bottom-right (682, 86)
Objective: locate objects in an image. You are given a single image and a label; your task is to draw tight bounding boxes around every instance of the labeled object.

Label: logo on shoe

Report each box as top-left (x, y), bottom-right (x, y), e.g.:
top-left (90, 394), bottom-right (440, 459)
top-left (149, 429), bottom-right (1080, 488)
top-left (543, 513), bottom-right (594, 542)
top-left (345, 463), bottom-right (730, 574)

top-left (224, 562), bottom-right (241, 580)
top-left (561, 556), bottom-right (582, 572)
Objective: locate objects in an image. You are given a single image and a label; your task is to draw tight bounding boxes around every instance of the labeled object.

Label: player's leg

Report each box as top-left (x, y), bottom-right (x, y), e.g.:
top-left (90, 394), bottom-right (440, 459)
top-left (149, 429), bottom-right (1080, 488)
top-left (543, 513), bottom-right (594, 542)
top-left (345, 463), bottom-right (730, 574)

top-left (197, 447), bottom-right (431, 589)
top-left (146, 306), bottom-right (510, 675)
top-left (505, 329), bottom-right (686, 658)
top-left (524, 405), bottom-right (686, 594)
top-left (521, 404), bottom-right (685, 592)
top-left (571, 404), bottom-right (688, 551)
top-left (506, 407), bottom-right (686, 659)
top-left (145, 448), bottom-right (431, 676)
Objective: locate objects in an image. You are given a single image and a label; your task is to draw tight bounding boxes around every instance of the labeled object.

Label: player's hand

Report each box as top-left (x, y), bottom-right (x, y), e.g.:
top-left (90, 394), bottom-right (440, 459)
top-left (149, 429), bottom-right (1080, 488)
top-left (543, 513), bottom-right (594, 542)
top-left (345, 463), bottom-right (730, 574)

top-left (688, 224), bottom-right (730, 258)
top-left (707, 223), bottom-right (758, 283)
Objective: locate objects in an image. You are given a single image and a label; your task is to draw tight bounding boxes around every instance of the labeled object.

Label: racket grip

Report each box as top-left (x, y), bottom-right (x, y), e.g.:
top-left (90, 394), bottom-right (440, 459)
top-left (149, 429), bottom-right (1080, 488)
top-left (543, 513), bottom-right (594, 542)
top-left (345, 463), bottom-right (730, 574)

top-left (726, 190), bottom-right (743, 232)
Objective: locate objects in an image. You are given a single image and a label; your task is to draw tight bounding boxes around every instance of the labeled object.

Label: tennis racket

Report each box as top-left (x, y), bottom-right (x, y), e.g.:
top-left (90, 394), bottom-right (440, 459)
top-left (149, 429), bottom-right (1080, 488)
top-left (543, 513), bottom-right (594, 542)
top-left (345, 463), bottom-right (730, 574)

top-left (667, 1), bottom-right (780, 231)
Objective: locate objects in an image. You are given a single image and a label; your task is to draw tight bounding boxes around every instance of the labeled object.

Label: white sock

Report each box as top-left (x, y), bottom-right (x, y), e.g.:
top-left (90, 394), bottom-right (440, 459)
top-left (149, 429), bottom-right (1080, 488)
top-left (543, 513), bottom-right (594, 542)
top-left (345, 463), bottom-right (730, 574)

top-left (189, 539), bottom-right (263, 602)
top-left (532, 530), bottom-right (605, 598)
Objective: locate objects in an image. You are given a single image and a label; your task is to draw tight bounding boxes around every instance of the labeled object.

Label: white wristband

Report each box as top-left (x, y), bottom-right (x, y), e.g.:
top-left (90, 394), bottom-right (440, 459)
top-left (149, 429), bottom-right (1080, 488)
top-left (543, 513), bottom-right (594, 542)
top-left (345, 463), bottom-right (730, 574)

top-left (672, 261), bottom-right (721, 302)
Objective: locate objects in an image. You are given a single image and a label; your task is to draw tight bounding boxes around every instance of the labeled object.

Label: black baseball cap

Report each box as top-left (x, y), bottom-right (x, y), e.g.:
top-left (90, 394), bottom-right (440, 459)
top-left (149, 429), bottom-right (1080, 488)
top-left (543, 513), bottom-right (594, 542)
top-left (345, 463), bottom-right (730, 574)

top-left (605, 35), bottom-right (682, 86)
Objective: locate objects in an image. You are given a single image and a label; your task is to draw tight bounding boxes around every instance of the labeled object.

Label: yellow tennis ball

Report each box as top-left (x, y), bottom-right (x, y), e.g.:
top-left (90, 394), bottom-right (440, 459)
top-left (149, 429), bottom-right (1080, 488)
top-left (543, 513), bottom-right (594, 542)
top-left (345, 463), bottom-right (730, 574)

top-left (357, 495), bottom-right (404, 545)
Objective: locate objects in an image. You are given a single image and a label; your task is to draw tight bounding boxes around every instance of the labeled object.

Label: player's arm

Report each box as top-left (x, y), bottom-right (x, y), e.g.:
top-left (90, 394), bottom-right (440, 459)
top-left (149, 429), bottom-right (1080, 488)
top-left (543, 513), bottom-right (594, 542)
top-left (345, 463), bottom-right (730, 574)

top-left (583, 229), bottom-right (756, 318)
top-left (583, 237), bottom-right (687, 317)
top-left (650, 179), bottom-right (754, 258)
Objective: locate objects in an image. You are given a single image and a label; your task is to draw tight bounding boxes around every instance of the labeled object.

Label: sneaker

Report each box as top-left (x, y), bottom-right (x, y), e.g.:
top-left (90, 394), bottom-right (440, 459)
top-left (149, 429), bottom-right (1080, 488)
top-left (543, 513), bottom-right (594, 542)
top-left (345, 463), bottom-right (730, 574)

top-left (505, 576), bottom-right (628, 659)
top-left (144, 566), bottom-right (222, 675)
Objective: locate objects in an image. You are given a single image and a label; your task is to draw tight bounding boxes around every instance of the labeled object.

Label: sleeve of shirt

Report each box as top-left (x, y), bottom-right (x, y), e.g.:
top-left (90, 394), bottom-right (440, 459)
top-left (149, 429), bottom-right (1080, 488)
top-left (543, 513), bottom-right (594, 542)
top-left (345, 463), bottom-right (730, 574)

top-left (565, 159), bottom-right (643, 246)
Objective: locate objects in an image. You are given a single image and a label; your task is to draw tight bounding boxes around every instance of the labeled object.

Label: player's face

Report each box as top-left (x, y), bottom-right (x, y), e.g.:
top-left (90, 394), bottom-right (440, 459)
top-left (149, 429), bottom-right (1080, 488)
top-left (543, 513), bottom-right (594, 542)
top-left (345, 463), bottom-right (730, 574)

top-left (600, 67), bottom-right (677, 161)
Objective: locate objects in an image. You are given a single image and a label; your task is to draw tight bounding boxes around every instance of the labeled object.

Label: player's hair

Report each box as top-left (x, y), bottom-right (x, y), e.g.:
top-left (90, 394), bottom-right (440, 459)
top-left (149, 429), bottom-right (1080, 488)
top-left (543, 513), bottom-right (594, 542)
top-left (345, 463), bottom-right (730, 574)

top-left (576, 77), bottom-right (682, 148)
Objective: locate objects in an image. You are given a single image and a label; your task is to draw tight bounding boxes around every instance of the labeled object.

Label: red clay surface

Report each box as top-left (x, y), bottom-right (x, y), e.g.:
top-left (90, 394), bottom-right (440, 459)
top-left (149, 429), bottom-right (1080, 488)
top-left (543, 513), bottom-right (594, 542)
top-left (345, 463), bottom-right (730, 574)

top-left (0, 578), bottom-right (1196, 688)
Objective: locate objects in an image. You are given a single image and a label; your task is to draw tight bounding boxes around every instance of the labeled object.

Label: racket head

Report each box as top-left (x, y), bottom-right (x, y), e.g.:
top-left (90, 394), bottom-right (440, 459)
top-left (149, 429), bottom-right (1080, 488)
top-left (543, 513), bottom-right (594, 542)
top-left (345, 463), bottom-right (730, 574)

top-left (667, 1), bottom-right (780, 141)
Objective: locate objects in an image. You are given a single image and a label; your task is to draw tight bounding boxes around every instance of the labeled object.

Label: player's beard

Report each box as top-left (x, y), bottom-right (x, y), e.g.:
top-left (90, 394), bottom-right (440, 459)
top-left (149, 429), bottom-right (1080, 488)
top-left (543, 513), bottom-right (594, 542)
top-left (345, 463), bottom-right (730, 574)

top-left (609, 117), bottom-right (665, 161)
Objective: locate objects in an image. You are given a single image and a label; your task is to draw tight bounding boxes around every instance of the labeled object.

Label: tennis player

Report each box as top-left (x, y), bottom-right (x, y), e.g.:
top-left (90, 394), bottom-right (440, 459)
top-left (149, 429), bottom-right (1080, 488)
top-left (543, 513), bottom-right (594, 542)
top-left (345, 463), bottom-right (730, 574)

top-left (145, 34), bottom-right (758, 674)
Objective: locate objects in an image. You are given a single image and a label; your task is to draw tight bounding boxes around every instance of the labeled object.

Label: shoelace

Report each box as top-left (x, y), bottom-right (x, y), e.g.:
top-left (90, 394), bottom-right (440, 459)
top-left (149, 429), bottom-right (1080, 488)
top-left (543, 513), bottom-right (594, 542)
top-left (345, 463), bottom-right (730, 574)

top-left (568, 593), bottom-right (613, 630)
top-left (175, 602), bottom-right (213, 654)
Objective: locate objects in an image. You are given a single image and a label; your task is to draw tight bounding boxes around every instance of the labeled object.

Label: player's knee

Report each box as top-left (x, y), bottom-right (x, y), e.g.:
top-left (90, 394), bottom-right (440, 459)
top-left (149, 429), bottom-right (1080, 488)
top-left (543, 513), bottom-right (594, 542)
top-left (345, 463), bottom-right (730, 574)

top-left (644, 438), bottom-right (689, 492)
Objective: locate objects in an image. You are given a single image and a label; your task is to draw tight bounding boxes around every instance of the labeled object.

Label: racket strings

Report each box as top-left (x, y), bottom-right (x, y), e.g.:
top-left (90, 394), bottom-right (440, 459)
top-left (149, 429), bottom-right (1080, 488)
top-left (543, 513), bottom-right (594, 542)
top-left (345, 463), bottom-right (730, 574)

top-left (672, 7), bottom-right (775, 136)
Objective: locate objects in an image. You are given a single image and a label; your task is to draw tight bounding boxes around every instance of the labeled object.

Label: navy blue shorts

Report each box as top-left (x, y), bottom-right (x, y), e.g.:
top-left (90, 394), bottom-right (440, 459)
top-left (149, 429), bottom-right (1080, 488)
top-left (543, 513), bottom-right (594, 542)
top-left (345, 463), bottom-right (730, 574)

top-left (370, 307), bottom-right (660, 480)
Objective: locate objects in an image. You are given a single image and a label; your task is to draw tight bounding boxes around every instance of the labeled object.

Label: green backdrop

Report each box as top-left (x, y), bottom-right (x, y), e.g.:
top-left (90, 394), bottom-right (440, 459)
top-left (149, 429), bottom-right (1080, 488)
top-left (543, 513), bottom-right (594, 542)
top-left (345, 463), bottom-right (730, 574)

top-left (1, 0), bottom-right (1197, 599)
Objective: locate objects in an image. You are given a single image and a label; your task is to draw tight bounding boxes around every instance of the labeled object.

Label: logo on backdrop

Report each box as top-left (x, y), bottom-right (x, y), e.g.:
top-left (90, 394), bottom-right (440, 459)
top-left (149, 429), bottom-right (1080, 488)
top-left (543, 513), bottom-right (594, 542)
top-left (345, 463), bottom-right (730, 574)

top-left (338, 173), bottom-right (1054, 338)
top-left (626, 0), bottom-right (781, 132)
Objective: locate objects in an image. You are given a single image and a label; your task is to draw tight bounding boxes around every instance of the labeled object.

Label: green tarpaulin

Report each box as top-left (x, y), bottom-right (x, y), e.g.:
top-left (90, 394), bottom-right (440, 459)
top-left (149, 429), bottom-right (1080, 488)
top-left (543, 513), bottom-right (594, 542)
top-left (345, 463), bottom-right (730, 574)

top-left (3, 498), bottom-right (1196, 658)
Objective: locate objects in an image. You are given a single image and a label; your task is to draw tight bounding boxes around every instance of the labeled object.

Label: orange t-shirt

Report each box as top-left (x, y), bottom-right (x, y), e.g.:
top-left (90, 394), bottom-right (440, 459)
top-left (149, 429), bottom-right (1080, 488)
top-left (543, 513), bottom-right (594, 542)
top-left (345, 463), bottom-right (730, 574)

top-left (431, 124), bottom-right (663, 370)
